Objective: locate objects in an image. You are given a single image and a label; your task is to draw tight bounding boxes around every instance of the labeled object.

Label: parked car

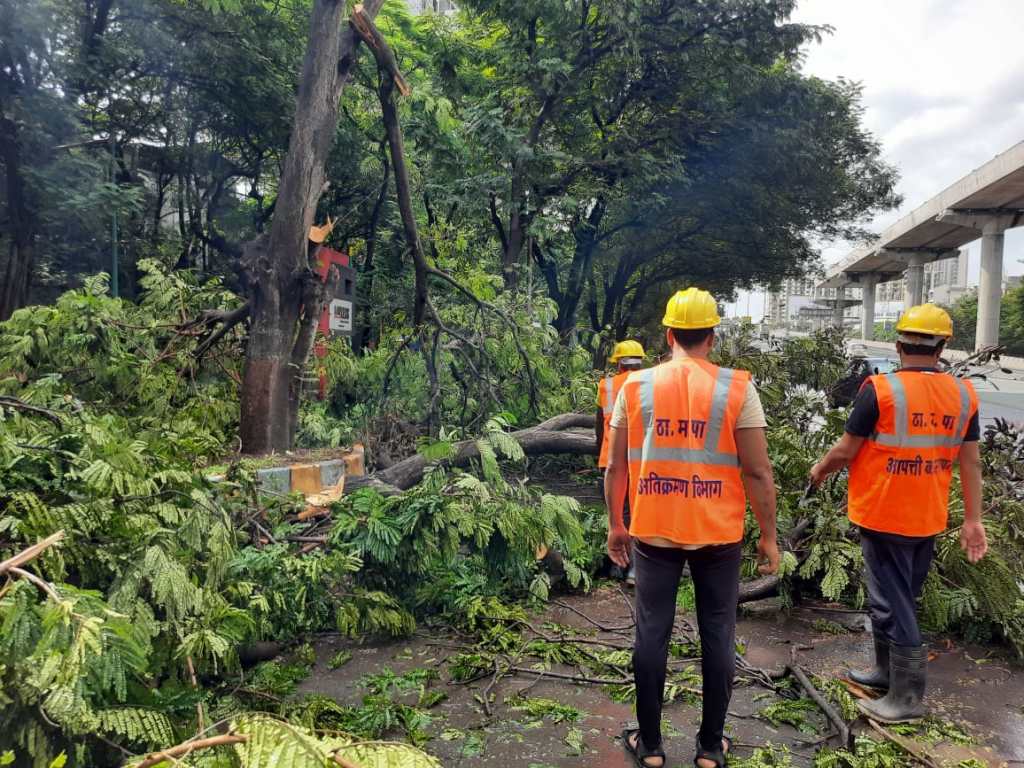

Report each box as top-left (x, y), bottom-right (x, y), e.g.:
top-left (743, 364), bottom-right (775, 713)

top-left (828, 356), bottom-right (899, 408)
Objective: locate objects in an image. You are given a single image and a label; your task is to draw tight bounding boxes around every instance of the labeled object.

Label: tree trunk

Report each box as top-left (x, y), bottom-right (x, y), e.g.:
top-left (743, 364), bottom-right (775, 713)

top-left (0, 117), bottom-right (36, 320)
top-left (239, 0), bottom-right (384, 454)
top-left (503, 180), bottom-right (526, 289)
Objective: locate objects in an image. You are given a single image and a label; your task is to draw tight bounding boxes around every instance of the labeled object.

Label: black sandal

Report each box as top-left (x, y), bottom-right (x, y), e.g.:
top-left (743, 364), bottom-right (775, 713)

top-left (622, 728), bottom-right (667, 768)
top-left (694, 734), bottom-right (732, 768)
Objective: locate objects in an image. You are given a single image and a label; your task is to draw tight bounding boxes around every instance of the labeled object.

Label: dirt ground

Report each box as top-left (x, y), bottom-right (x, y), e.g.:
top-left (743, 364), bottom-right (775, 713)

top-left (299, 586), bottom-right (1024, 768)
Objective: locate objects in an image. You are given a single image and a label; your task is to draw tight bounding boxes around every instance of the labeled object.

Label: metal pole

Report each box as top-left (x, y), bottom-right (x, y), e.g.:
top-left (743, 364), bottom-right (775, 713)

top-left (110, 134), bottom-right (119, 298)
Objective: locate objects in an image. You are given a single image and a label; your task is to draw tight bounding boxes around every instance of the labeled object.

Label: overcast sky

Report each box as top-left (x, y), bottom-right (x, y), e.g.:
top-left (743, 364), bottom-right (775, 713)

top-left (729, 0), bottom-right (1024, 318)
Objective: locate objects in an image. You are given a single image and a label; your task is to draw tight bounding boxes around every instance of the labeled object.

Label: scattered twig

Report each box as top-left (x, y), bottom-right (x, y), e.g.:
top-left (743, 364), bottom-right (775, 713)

top-left (617, 583), bottom-right (636, 625)
top-left (508, 666), bottom-right (630, 686)
top-left (480, 658), bottom-right (506, 717)
top-left (550, 599), bottom-right (633, 633)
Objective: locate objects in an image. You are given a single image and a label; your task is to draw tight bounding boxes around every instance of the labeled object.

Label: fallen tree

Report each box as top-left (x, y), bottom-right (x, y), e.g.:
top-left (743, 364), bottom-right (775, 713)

top-left (346, 413), bottom-right (596, 496)
top-left (341, 409), bottom-right (809, 605)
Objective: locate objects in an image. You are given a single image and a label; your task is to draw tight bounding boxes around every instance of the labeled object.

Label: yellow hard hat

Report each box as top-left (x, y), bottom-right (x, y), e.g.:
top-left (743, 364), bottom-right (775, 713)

top-left (895, 303), bottom-right (953, 338)
top-left (609, 340), bottom-right (645, 363)
top-left (662, 287), bottom-right (721, 329)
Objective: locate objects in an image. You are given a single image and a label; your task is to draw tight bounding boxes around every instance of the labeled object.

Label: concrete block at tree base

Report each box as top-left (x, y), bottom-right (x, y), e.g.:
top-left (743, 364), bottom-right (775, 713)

top-left (320, 459), bottom-right (346, 487)
top-left (250, 448), bottom-right (364, 497)
top-left (290, 464), bottom-right (323, 495)
top-left (342, 443), bottom-right (365, 476)
top-left (256, 466), bottom-right (291, 495)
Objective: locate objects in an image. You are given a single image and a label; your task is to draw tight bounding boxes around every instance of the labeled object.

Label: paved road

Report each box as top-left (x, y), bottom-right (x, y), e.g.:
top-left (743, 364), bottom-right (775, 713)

top-left (851, 341), bottom-right (1024, 428)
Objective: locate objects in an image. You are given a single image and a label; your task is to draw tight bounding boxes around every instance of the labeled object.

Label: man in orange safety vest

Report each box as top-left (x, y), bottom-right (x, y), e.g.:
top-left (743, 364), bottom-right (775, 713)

top-left (597, 340), bottom-right (646, 584)
top-left (605, 287), bottom-right (780, 768)
top-left (811, 303), bottom-right (988, 723)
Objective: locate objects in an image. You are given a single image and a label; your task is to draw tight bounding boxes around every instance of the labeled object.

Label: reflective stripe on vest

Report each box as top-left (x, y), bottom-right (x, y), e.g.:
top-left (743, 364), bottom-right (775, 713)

top-left (627, 366), bottom-right (741, 467)
top-left (602, 375), bottom-right (615, 415)
top-left (871, 373), bottom-right (971, 449)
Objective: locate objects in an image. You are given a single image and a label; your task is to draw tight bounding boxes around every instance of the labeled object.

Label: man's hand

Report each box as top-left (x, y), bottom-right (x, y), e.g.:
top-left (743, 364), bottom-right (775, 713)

top-left (960, 520), bottom-right (988, 563)
top-left (809, 462), bottom-right (828, 489)
top-left (607, 525), bottom-right (631, 568)
top-left (757, 536), bottom-right (780, 575)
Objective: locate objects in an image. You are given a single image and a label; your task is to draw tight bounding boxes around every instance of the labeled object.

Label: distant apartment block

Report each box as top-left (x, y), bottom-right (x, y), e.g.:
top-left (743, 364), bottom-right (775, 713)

top-left (767, 278), bottom-right (854, 326)
top-left (766, 278), bottom-right (818, 324)
top-left (924, 249), bottom-right (969, 306)
top-left (406, 0), bottom-right (457, 13)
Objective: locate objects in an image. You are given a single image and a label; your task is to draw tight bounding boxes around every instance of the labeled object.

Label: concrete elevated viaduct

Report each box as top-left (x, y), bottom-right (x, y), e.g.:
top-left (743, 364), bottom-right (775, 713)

top-left (818, 140), bottom-right (1024, 349)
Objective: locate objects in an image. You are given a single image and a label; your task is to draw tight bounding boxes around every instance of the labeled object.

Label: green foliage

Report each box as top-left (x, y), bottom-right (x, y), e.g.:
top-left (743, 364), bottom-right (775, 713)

top-left (757, 697), bottom-right (822, 734)
top-left (946, 286), bottom-right (1024, 355)
top-left (330, 441), bottom-right (593, 617)
top-left (508, 696), bottom-right (582, 724)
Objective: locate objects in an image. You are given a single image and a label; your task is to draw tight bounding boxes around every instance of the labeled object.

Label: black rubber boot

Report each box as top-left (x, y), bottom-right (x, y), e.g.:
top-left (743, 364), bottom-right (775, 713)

top-left (849, 634), bottom-right (890, 690)
top-left (857, 644), bottom-right (927, 723)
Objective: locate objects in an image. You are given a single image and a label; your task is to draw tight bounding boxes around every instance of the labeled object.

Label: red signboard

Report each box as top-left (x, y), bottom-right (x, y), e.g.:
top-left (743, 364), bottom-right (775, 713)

top-left (312, 247), bottom-right (356, 399)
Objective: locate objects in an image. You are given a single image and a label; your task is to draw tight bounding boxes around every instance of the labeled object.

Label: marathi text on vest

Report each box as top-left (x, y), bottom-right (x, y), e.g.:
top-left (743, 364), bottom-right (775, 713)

top-left (885, 456), bottom-right (954, 476)
top-left (636, 472), bottom-right (724, 498)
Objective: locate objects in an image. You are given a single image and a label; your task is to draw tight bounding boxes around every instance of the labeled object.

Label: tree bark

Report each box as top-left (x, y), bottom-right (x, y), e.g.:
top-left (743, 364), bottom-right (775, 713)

top-left (239, 0), bottom-right (384, 455)
top-left (554, 200), bottom-right (605, 336)
top-left (0, 116), bottom-right (37, 320)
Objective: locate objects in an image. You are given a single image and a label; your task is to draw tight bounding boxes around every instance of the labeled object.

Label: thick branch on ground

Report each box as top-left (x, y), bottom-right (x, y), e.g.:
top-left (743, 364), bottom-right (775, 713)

top-left (788, 662), bottom-right (852, 748)
top-left (0, 396), bottom-right (63, 426)
top-left (738, 517), bottom-right (813, 604)
top-left (346, 414), bottom-right (596, 495)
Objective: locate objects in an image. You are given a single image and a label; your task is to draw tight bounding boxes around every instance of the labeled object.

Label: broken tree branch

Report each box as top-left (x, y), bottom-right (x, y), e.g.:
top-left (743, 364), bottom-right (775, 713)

top-left (0, 396), bottom-right (63, 426)
top-left (0, 530), bottom-right (65, 576)
top-left (350, 4), bottom-right (411, 97)
top-left (189, 303), bottom-right (251, 359)
top-left (129, 734), bottom-right (249, 768)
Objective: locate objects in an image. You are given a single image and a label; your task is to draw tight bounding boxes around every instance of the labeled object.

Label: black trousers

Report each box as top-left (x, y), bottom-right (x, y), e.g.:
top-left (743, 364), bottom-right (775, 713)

top-left (860, 527), bottom-right (935, 647)
top-left (633, 540), bottom-right (742, 752)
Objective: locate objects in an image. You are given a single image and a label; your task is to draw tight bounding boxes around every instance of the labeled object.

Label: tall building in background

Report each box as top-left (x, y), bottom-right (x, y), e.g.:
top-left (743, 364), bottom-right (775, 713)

top-left (925, 248), bottom-right (969, 306)
top-left (405, 0), bottom-right (457, 13)
top-left (766, 277), bottom-right (818, 324)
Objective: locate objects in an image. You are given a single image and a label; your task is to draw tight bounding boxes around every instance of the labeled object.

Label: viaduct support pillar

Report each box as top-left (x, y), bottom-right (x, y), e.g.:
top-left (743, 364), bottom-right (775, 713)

top-left (831, 284), bottom-right (848, 330)
top-left (904, 253), bottom-right (928, 308)
top-left (937, 209), bottom-right (1023, 350)
top-left (977, 224), bottom-right (1006, 351)
top-left (832, 301), bottom-right (844, 329)
top-left (859, 273), bottom-right (879, 341)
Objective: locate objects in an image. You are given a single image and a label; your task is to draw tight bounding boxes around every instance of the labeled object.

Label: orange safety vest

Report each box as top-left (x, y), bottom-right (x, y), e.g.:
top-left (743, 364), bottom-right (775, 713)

top-left (621, 357), bottom-right (750, 546)
top-left (597, 371), bottom-right (630, 468)
top-left (848, 371), bottom-right (978, 537)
